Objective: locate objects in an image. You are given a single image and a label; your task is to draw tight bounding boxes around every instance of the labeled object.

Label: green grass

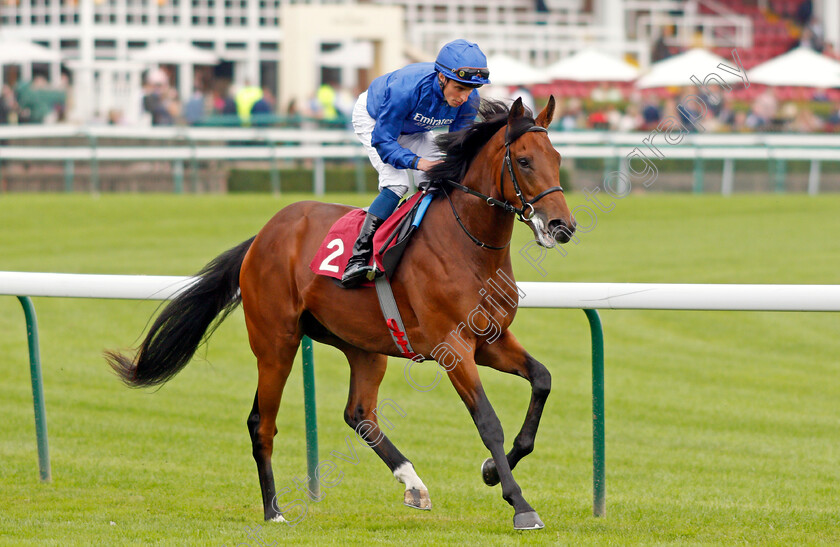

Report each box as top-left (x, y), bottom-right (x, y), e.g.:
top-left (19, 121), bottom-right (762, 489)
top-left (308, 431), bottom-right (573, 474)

top-left (1, 193), bottom-right (839, 545)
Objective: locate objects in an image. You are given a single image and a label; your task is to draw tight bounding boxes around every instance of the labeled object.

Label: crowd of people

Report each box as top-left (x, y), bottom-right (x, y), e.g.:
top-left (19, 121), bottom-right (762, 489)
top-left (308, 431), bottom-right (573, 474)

top-left (529, 84), bottom-right (839, 134)
top-left (137, 68), bottom-right (284, 127)
top-left (135, 68), bottom-right (356, 128)
top-left (0, 75), bottom-right (68, 125)
top-left (2, 64), bottom-right (839, 135)
top-left (3, 48), bottom-right (840, 135)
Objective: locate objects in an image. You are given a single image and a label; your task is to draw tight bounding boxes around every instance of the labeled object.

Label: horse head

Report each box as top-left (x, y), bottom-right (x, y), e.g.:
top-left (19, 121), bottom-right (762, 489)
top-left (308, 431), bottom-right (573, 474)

top-left (502, 96), bottom-right (576, 246)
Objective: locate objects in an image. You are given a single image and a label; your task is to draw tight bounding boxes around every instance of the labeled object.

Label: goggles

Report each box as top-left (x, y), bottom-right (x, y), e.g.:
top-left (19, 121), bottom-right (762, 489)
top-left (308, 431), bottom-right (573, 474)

top-left (440, 64), bottom-right (490, 83)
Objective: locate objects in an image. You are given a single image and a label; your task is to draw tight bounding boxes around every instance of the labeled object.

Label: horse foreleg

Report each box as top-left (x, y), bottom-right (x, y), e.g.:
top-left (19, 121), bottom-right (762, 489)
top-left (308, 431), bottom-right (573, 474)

top-left (247, 336), bottom-right (298, 522)
top-left (445, 353), bottom-right (544, 530)
top-left (475, 331), bottom-right (551, 487)
top-left (342, 348), bottom-right (431, 510)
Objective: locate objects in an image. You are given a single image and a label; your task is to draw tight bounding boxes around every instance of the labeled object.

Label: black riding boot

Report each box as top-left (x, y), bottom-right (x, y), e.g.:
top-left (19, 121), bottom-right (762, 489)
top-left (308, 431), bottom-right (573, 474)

top-left (340, 212), bottom-right (384, 288)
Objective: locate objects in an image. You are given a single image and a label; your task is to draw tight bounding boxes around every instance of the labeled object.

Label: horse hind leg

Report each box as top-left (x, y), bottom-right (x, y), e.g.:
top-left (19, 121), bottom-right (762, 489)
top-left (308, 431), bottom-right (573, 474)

top-left (247, 334), bottom-right (300, 522)
top-left (342, 347), bottom-right (431, 510)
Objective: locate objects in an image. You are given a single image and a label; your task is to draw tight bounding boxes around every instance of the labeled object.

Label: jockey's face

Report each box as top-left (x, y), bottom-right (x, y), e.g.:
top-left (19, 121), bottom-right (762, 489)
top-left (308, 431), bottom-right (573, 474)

top-left (438, 73), bottom-right (476, 108)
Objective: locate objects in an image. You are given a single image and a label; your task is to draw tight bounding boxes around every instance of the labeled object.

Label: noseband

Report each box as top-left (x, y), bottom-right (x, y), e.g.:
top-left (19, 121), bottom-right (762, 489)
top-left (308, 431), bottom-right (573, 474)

top-left (443, 124), bottom-right (565, 249)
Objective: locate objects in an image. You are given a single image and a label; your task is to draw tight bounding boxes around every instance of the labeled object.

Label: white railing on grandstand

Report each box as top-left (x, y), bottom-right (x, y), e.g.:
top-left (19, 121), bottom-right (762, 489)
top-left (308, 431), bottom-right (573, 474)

top-left (6, 125), bottom-right (840, 148)
top-left (2, 272), bottom-right (840, 312)
top-left (630, 0), bottom-right (753, 51)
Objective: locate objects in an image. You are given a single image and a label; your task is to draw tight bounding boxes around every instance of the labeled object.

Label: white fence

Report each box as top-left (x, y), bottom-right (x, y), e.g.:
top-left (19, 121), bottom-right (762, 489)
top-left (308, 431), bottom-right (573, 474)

top-left (3, 127), bottom-right (840, 195)
top-left (3, 272), bottom-right (840, 515)
top-left (4, 272), bottom-right (840, 311)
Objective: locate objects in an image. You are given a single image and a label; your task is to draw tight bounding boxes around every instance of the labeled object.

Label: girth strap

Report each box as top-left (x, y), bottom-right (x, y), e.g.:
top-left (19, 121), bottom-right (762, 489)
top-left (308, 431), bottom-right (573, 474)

top-left (374, 275), bottom-right (419, 359)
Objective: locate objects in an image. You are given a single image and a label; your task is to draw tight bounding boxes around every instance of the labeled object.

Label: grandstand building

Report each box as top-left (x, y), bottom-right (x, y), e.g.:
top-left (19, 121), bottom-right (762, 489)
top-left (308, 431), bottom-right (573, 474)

top-left (1, 0), bottom-right (839, 124)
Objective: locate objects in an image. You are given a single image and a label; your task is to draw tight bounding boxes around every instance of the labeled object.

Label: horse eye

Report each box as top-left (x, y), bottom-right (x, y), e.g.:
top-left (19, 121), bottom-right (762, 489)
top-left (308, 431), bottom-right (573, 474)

top-left (517, 158), bottom-right (530, 168)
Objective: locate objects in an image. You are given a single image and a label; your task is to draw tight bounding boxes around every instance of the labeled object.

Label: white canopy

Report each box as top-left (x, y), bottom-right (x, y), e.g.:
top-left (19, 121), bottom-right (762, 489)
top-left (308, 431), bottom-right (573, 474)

top-left (749, 47), bottom-right (840, 87)
top-left (546, 49), bottom-right (639, 82)
top-left (0, 39), bottom-right (62, 64)
top-left (486, 54), bottom-right (550, 86)
top-left (636, 48), bottom-right (743, 89)
top-left (130, 40), bottom-right (220, 65)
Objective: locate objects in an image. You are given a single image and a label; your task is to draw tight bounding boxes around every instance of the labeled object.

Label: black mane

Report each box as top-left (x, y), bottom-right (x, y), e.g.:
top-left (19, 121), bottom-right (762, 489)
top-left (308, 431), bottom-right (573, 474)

top-left (427, 99), bottom-right (537, 184)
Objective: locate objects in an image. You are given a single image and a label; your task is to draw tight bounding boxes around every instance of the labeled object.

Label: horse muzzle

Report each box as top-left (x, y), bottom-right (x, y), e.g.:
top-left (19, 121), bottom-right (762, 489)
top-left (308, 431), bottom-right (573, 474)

top-left (529, 215), bottom-right (576, 247)
top-left (548, 218), bottom-right (576, 244)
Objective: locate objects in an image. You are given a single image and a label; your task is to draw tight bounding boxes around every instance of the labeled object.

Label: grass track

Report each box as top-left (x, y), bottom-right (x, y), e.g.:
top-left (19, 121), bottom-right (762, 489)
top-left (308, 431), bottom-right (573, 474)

top-left (1, 193), bottom-right (839, 545)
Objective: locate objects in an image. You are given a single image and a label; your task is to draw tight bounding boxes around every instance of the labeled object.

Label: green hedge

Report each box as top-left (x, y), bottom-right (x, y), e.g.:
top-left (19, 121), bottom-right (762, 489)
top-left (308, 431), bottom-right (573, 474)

top-left (228, 165), bottom-right (380, 193)
top-left (229, 166), bottom-right (573, 193)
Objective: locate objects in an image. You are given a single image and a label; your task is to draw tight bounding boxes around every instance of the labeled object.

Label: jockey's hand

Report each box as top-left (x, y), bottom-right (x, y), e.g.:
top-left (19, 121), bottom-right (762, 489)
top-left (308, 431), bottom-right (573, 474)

top-left (416, 158), bottom-right (444, 172)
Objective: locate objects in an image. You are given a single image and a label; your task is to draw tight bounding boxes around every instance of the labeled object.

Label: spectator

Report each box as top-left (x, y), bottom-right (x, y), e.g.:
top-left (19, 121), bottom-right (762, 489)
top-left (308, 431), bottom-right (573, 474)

top-left (316, 80), bottom-right (338, 123)
top-left (605, 103), bottom-right (622, 130)
top-left (678, 89), bottom-right (706, 132)
top-left (823, 42), bottom-right (840, 61)
top-left (778, 102), bottom-right (799, 131)
top-left (792, 107), bottom-right (823, 132)
top-left (559, 98), bottom-right (583, 130)
top-left (183, 89), bottom-right (207, 125)
top-left (795, 0), bottom-right (812, 27)
top-left (826, 102), bottom-right (840, 127)
top-left (590, 81), bottom-right (622, 103)
top-left (716, 95), bottom-right (737, 130)
top-left (812, 87), bottom-right (830, 102)
top-left (640, 95), bottom-right (661, 129)
top-left (285, 98), bottom-right (302, 127)
top-left (211, 80), bottom-right (236, 116)
top-left (250, 86), bottom-right (275, 127)
top-left (732, 110), bottom-right (749, 133)
top-left (0, 84), bottom-right (17, 124)
top-left (652, 31), bottom-right (671, 63)
top-left (16, 75), bottom-right (64, 124)
top-left (701, 84), bottom-right (725, 118)
top-left (142, 69), bottom-right (177, 126)
top-left (797, 26), bottom-right (823, 52)
top-left (616, 103), bottom-right (643, 132)
top-left (746, 88), bottom-right (778, 131)
top-left (660, 97), bottom-right (679, 122)
top-left (587, 109), bottom-right (609, 130)
top-left (235, 80), bottom-right (264, 126)
top-left (807, 18), bottom-right (825, 51)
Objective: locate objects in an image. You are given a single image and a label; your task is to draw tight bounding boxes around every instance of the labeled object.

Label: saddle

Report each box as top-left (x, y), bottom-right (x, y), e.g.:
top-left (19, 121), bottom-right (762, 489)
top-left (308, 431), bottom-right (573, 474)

top-left (309, 191), bottom-right (436, 359)
top-left (309, 190), bottom-right (436, 283)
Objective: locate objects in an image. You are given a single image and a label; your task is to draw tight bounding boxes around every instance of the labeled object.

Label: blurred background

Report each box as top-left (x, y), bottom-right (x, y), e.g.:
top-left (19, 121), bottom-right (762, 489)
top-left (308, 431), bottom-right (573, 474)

top-left (1, 0), bottom-right (840, 194)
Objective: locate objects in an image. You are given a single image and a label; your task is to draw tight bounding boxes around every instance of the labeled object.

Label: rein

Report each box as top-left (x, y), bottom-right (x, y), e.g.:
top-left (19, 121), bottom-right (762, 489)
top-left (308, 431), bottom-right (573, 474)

top-left (442, 124), bottom-right (564, 250)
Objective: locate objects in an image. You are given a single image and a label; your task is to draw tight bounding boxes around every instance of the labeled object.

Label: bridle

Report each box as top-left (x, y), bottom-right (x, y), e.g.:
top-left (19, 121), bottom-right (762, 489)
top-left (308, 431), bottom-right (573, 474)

top-left (442, 124), bottom-right (565, 250)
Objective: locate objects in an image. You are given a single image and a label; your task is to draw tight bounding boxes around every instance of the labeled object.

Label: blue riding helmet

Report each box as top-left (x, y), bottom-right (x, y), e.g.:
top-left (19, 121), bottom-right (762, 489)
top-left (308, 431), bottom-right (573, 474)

top-left (434, 39), bottom-right (491, 86)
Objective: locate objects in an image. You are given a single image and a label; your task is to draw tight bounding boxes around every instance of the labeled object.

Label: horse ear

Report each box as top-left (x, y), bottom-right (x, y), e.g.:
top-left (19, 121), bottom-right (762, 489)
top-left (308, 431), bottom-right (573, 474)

top-left (508, 97), bottom-right (525, 123)
top-left (535, 95), bottom-right (556, 128)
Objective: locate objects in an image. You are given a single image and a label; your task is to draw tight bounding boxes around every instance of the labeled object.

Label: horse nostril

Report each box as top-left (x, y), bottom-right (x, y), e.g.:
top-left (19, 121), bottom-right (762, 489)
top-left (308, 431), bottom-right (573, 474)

top-left (548, 219), bottom-right (575, 242)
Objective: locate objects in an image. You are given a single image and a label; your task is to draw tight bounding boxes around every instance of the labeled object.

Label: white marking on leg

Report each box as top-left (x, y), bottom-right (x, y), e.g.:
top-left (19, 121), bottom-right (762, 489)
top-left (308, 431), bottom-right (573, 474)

top-left (270, 514), bottom-right (287, 523)
top-left (393, 462), bottom-right (427, 492)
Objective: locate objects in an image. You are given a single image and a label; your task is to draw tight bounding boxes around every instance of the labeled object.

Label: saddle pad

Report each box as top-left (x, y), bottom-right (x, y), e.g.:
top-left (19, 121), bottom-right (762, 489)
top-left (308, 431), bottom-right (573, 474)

top-left (309, 191), bottom-right (427, 282)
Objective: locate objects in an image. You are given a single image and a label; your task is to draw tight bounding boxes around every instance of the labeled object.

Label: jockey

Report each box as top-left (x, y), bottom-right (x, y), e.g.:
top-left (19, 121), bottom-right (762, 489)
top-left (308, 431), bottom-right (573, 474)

top-left (340, 39), bottom-right (491, 288)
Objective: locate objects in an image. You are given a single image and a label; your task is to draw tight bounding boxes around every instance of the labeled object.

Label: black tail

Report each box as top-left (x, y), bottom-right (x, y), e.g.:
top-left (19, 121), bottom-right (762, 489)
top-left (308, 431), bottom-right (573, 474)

top-left (105, 236), bottom-right (256, 388)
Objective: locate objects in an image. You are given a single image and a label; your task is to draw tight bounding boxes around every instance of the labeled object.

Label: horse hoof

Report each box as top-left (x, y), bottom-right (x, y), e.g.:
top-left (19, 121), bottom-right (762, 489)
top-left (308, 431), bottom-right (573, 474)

top-left (513, 511), bottom-right (544, 530)
top-left (267, 513), bottom-right (287, 523)
top-left (480, 457), bottom-right (500, 487)
top-left (404, 487), bottom-right (432, 510)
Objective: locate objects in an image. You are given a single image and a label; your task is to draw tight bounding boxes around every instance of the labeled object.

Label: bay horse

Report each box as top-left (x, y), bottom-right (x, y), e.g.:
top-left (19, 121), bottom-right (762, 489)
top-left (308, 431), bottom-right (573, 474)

top-left (106, 97), bottom-right (576, 530)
